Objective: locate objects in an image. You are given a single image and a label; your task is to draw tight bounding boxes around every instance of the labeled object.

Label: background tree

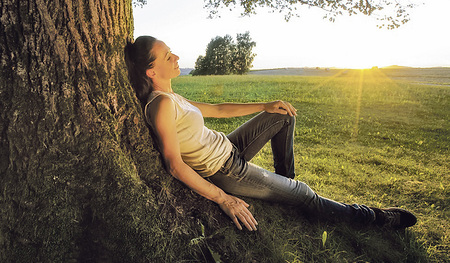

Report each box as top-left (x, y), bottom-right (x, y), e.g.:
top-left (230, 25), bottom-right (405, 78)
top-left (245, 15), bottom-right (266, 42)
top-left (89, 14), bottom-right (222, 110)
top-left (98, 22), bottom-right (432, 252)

top-left (205, 0), bottom-right (416, 29)
top-left (208, 34), bottom-right (235, 75)
top-left (193, 55), bottom-right (208, 76)
top-left (192, 32), bottom-right (256, 75)
top-left (232, 32), bottom-right (256, 75)
top-left (192, 35), bottom-right (234, 75)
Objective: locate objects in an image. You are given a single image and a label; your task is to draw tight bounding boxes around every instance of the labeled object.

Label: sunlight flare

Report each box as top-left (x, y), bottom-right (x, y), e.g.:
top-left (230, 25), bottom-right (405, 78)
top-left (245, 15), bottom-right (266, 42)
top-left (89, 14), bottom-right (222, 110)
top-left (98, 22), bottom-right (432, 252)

top-left (352, 70), bottom-right (364, 140)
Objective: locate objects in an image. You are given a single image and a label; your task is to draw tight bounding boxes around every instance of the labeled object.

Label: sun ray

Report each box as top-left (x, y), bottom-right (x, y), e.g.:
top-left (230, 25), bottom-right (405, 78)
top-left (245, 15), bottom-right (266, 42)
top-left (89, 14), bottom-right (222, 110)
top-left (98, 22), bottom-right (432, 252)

top-left (302, 69), bottom-right (350, 96)
top-left (351, 70), bottom-right (365, 140)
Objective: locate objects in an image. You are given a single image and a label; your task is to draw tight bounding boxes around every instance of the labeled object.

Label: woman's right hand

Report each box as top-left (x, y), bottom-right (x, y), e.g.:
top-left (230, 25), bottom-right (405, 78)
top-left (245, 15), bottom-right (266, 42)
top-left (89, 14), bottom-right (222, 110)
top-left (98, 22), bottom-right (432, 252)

top-left (219, 195), bottom-right (258, 231)
top-left (264, 100), bottom-right (297, 116)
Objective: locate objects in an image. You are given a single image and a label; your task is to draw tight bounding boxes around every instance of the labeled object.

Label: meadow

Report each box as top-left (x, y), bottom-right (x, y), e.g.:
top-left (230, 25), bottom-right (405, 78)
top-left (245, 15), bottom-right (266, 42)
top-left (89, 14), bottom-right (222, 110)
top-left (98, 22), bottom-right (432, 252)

top-left (172, 68), bottom-right (449, 262)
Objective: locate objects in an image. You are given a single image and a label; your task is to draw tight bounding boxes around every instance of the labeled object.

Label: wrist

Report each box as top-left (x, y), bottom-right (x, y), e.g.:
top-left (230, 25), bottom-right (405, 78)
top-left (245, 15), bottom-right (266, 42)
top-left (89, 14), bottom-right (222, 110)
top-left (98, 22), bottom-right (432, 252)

top-left (210, 186), bottom-right (228, 204)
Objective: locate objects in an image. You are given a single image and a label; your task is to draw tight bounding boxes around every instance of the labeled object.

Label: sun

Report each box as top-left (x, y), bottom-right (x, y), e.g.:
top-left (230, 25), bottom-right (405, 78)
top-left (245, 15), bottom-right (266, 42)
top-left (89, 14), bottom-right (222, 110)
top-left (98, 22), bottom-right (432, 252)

top-left (348, 63), bottom-right (377, 70)
top-left (339, 59), bottom-right (382, 70)
top-left (335, 44), bottom-right (390, 69)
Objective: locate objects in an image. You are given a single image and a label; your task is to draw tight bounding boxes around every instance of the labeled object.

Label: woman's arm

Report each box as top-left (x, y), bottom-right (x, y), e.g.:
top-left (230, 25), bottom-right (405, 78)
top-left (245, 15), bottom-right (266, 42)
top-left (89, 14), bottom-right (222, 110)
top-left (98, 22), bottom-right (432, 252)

top-left (148, 95), bottom-right (258, 231)
top-left (188, 100), bottom-right (297, 118)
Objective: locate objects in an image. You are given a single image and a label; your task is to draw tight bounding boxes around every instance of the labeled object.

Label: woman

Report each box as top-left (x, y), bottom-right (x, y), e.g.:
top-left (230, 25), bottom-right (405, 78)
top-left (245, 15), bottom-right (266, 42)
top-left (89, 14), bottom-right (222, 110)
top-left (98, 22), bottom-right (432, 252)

top-left (124, 36), bottom-right (416, 231)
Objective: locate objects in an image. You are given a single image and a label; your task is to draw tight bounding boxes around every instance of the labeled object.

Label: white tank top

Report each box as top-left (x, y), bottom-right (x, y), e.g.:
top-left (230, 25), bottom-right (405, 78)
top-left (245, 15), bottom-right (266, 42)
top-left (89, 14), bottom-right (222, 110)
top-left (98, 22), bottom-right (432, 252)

top-left (144, 91), bottom-right (232, 177)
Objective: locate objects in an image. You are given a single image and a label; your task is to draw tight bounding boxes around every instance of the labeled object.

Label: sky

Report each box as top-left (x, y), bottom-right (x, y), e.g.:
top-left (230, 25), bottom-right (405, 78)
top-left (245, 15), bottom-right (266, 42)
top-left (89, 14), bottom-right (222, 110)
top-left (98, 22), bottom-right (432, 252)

top-left (133, 0), bottom-right (450, 69)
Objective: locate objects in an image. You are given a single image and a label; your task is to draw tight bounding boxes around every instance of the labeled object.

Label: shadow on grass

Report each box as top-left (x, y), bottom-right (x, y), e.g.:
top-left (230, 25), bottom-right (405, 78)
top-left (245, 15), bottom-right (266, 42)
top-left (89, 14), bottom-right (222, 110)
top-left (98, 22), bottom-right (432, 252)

top-left (197, 199), bottom-right (429, 263)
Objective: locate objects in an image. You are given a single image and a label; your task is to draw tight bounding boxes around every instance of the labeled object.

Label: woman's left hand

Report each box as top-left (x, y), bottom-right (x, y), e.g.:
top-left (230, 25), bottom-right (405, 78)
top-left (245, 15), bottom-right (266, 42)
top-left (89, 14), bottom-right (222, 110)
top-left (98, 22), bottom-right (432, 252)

top-left (264, 100), bottom-right (297, 116)
top-left (219, 195), bottom-right (258, 231)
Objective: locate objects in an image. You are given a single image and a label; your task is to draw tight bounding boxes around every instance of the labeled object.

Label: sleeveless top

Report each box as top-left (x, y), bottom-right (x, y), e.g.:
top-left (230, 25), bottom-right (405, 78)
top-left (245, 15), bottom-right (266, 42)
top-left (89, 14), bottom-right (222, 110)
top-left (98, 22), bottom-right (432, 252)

top-left (144, 91), bottom-right (233, 177)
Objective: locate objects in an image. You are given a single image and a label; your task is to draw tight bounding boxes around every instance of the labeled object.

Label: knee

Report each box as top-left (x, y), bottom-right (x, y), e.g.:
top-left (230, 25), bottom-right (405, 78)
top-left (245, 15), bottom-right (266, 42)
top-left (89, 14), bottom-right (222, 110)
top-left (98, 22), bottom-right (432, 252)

top-left (286, 114), bottom-right (296, 125)
top-left (264, 111), bottom-right (296, 125)
top-left (278, 112), bottom-right (296, 127)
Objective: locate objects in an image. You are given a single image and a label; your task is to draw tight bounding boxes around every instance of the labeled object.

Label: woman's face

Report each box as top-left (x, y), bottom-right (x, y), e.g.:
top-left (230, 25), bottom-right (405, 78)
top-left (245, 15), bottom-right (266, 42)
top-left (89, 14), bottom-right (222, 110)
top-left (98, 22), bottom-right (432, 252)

top-left (148, 40), bottom-right (180, 80)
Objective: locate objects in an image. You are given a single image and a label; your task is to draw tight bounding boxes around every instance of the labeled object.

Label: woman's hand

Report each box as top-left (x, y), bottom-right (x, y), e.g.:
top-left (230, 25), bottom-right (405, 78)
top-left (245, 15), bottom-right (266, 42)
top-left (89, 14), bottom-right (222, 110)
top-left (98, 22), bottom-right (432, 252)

top-left (264, 100), bottom-right (297, 116)
top-left (219, 195), bottom-right (258, 231)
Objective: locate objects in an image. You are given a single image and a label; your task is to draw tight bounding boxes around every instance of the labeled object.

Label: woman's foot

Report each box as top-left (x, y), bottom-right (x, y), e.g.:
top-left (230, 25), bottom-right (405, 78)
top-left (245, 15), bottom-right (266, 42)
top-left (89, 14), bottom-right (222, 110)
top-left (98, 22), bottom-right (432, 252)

top-left (370, 207), bottom-right (417, 229)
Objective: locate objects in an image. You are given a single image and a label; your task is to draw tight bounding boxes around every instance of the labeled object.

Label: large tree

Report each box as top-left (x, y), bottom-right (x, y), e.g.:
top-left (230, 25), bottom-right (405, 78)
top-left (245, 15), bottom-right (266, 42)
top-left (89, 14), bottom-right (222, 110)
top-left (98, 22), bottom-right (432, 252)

top-left (0, 0), bottom-right (224, 261)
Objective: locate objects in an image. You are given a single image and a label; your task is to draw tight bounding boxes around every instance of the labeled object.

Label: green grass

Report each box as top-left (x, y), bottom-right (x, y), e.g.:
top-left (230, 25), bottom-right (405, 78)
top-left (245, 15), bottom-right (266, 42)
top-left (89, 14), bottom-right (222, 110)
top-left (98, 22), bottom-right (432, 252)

top-left (172, 69), bottom-right (449, 262)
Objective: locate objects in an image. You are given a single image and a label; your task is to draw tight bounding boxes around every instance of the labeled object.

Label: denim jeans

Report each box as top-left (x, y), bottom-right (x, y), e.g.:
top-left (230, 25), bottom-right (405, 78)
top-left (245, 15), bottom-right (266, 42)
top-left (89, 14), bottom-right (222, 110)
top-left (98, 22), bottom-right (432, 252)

top-left (209, 112), bottom-right (375, 224)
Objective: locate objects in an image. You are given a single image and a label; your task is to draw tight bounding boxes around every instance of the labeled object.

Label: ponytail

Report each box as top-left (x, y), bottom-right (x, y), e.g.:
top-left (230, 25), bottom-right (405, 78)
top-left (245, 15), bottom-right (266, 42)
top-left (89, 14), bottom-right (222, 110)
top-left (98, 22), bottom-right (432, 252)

top-left (124, 36), bottom-right (158, 108)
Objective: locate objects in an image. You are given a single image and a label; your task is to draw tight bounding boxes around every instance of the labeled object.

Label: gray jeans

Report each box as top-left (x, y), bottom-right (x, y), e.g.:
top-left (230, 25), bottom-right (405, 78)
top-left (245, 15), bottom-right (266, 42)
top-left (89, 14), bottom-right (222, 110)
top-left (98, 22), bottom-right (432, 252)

top-left (209, 112), bottom-right (375, 224)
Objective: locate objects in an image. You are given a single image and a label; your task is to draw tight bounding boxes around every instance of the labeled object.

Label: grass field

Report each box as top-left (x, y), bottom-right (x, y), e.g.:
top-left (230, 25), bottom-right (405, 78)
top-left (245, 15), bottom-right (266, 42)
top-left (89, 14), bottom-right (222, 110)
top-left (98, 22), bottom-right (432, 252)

top-left (172, 68), bottom-right (449, 262)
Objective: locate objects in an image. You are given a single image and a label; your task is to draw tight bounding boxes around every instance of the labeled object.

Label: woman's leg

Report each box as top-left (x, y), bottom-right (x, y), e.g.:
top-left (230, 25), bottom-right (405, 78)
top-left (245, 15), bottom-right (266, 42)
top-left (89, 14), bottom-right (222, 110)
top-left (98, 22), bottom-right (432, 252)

top-left (209, 150), bottom-right (375, 224)
top-left (227, 112), bottom-right (296, 178)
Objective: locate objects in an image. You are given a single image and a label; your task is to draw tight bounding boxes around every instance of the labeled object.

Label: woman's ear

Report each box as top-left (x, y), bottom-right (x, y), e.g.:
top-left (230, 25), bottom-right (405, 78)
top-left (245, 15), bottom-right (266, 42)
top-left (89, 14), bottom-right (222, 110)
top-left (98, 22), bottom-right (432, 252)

top-left (146, 68), bottom-right (156, 79)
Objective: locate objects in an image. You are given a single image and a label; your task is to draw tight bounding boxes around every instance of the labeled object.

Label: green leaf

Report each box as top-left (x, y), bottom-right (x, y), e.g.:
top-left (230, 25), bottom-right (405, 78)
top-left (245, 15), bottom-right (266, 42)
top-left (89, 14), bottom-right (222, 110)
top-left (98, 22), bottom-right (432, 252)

top-left (322, 231), bottom-right (328, 247)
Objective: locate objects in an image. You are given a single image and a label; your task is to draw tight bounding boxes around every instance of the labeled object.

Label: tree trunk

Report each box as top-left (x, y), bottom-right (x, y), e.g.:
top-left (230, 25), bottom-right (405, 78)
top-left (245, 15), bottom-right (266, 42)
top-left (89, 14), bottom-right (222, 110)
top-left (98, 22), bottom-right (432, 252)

top-left (0, 0), bottom-right (222, 261)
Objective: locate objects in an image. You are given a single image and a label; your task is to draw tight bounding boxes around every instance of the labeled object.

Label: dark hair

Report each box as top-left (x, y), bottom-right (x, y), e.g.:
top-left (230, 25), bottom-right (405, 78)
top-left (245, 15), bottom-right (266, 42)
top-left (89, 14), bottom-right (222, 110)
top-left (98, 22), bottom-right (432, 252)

top-left (124, 36), bottom-right (158, 107)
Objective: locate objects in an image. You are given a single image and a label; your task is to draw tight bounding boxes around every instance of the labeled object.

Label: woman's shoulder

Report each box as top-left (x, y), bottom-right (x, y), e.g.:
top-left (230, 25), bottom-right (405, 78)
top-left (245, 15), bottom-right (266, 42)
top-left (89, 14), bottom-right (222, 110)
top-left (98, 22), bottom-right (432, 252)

top-left (146, 91), bottom-right (174, 110)
top-left (144, 91), bottom-right (171, 107)
top-left (144, 92), bottom-right (177, 126)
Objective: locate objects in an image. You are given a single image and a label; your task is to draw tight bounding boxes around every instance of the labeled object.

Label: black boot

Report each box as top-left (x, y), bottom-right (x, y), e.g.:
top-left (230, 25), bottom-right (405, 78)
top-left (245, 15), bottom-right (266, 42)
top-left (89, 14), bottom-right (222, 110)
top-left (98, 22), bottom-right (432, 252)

top-left (370, 207), bottom-right (417, 229)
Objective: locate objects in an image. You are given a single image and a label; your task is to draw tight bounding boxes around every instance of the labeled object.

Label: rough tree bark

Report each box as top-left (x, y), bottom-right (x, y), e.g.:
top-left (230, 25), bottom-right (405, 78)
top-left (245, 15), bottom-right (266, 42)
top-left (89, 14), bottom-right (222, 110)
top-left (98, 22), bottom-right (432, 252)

top-left (0, 0), bottom-right (225, 261)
